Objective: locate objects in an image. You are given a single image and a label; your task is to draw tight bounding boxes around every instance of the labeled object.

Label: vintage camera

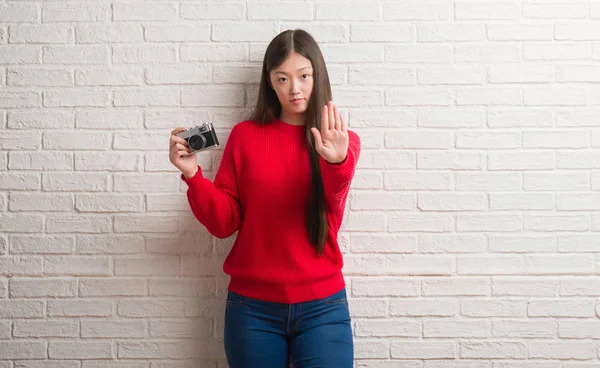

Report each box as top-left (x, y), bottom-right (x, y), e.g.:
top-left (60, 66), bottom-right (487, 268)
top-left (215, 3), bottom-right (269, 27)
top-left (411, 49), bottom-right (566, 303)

top-left (176, 122), bottom-right (220, 154)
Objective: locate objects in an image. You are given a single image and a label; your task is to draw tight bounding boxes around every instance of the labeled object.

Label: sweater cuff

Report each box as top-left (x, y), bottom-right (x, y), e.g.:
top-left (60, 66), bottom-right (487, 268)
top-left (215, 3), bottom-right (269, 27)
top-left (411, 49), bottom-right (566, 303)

top-left (180, 165), bottom-right (203, 184)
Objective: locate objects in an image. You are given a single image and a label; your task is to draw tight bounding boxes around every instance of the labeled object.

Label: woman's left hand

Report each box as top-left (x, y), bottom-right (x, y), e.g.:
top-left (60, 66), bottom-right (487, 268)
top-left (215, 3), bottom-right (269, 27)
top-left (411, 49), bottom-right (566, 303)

top-left (311, 101), bottom-right (349, 164)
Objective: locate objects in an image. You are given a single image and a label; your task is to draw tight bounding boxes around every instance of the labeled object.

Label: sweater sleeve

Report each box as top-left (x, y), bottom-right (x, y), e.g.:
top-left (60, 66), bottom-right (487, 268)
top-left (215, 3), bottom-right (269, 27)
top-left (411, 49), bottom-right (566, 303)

top-left (180, 125), bottom-right (242, 239)
top-left (319, 129), bottom-right (361, 211)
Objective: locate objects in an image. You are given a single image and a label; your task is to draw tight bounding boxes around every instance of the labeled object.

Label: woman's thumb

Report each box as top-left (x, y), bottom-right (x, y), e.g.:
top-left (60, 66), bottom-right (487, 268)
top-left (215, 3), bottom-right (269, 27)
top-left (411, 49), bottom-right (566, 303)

top-left (311, 128), bottom-right (323, 152)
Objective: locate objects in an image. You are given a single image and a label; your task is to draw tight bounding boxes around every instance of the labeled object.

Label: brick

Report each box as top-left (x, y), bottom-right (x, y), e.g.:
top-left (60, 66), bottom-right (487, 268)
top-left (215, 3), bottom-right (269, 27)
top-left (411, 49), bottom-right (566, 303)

top-left (9, 192), bottom-right (73, 212)
top-left (0, 300), bottom-right (44, 318)
top-left (0, 215), bottom-right (44, 233)
top-left (212, 22), bottom-right (279, 42)
top-left (0, 130), bottom-right (41, 150)
top-left (384, 171), bottom-right (450, 190)
top-left (46, 215), bottom-right (111, 233)
top-left (48, 299), bottom-right (113, 317)
top-left (455, 44), bottom-right (520, 62)
top-left (526, 213), bottom-right (590, 231)
top-left (525, 42), bottom-right (590, 60)
top-left (493, 277), bottom-right (558, 296)
top-left (418, 23), bottom-right (486, 42)
top-left (113, 173), bottom-right (179, 192)
top-left (525, 255), bottom-right (594, 274)
top-left (524, 2), bottom-right (589, 18)
top-left (419, 234), bottom-right (487, 253)
top-left (494, 320), bottom-right (556, 338)
top-left (13, 320), bottom-right (78, 338)
top-left (556, 23), bottom-right (600, 40)
top-left (321, 44), bottom-right (383, 63)
top-left (460, 299), bottom-right (527, 318)
top-left (0, 91), bottom-right (41, 108)
top-left (115, 255), bottom-right (179, 276)
top-left (419, 108), bottom-right (485, 128)
top-left (10, 235), bottom-right (74, 254)
top-left (118, 299), bottom-right (184, 317)
top-left (76, 194), bottom-right (143, 212)
top-left (43, 46), bottom-right (109, 64)
top-left (424, 320), bottom-right (490, 338)
top-left (76, 67), bottom-right (143, 86)
top-left (418, 151), bottom-right (483, 170)
top-left (490, 193), bottom-right (554, 210)
top-left (181, 3), bottom-right (244, 20)
top-left (0, 45), bottom-right (40, 64)
top-left (81, 320), bottom-right (146, 338)
top-left (44, 89), bottom-right (110, 107)
top-left (114, 214), bottom-right (178, 233)
top-left (9, 25), bottom-right (72, 44)
top-left (248, 2), bottom-right (312, 20)
top-left (8, 68), bottom-right (73, 87)
top-left (460, 342), bottom-right (526, 359)
top-left (146, 65), bottom-right (211, 85)
top-left (43, 3), bottom-right (109, 22)
top-left (76, 24), bottom-right (143, 44)
top-left (455, 87), bottom-right (521, 105)
top-left (316, 2), bottom-right (379, 20)
top-left (423, 277), bottom-right (490, 296)
top-left (489, 24), bottom-right (553, 41)
top-left (488, 151), bottom-right (554, 170)
top-left (388, 87), bottom-right (453, 106)
top-left (43, 131), bottom-right (111, 150)
top-left (145, 25), bottom-right (210, 42)
top-left (455, 2), bottom-right (520, 19)
top-left (76, 109), bottom-right (142, 129)
top-left (385, 2), bottom-right (451, 20)
top-left (387, 44), bottom-right (452, 63)
top-left (391, 341), bottom-right (456, 359)
top-left (80, 278), bottom-right (146, 297)
top-left (49, 342), bottom-right (112, 359)
top-left (113, 2), bottom-right (177, 21)
top-left (114, 88), bottom-right (179, 107)
top-left (113, 45), bottom-right (177, 64)
top-left (529, 342), bottom-right (595, 360)
top-left (355, 320), bottom-right (420, 337)
top-left (0, 3), bottom-right (39, 22)
top-left (76, 235), bottom-right (144, 254)
top-left (0, 173), bottom-right (41, 191)
top-left (0, 341), bottom-right (47, 359)
top-left (8, 110), bottom-right (73, 129)
top-left (181, 44), bottom-right (245, 62)
top-left (181, 86), bottom-right (244, 107)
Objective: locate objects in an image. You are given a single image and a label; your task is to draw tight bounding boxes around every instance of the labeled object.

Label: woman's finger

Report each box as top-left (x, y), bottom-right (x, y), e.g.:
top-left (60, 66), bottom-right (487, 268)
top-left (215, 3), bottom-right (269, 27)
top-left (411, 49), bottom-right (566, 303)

top-left (328, 101), bottom-right (335, 130)
top-left (321, 104), bottom-right (329, 131)
top-left (340, 112), bottom-right (347, 132)
top-left (334, 104), bottom-right (341, 131)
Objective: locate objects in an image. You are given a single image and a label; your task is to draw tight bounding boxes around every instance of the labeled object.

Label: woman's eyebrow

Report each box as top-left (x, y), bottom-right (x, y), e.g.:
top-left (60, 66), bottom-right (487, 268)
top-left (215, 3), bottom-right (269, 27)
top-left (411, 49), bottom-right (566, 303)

top-left (273, 66), bottom-right (313, 75)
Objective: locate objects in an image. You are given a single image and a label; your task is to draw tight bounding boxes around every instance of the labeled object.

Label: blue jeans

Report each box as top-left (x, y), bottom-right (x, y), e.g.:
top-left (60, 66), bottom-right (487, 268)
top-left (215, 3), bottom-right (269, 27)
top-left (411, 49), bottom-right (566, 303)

top-left (223, 288), bottom-right (354, 368)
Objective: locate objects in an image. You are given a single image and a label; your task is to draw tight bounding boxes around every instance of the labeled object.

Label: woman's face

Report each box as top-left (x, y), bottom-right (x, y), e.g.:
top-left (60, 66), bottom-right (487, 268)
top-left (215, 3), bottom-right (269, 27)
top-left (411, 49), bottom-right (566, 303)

top-left (269, 52), bottom-right (314, 118)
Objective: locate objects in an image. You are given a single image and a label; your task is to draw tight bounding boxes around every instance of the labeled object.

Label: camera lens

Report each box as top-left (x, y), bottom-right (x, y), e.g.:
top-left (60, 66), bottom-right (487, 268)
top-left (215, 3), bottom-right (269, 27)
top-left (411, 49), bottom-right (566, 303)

top-left (188, 134), bottom-right (206, 150)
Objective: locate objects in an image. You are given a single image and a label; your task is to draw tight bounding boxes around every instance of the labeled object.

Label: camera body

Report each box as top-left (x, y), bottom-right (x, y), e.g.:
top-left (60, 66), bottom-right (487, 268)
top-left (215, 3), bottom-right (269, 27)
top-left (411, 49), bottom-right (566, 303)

top-left (175, 122), bottom-right (220, 154)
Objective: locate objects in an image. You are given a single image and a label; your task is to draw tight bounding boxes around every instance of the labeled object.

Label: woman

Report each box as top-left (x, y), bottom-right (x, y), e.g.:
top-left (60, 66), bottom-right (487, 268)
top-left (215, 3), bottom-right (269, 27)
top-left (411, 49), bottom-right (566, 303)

top-left (169, 29), bottom-right (361, 368)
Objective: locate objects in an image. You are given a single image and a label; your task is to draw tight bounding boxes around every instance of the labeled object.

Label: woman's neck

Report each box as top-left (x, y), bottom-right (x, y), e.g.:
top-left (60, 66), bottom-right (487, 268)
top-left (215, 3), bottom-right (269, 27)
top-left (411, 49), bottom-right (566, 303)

top-left (280, 112), bottom-right (304, 126)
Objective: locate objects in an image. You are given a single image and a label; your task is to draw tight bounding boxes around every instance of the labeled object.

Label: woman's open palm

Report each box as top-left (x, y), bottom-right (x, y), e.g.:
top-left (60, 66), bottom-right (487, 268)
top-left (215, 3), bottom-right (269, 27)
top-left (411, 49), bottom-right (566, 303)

top-left (311, 101), bottom-right (349, 164)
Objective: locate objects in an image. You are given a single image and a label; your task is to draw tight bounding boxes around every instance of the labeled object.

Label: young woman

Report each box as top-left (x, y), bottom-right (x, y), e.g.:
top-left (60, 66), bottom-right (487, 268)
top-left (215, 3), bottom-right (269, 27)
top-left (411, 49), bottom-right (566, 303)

top-left (169, 29), bottom-right (361, 368)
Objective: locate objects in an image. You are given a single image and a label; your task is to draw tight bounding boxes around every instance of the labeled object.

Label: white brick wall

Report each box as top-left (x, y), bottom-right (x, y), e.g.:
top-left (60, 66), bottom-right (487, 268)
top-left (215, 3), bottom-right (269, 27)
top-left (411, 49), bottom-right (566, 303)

top-left (1, 0), bottom-right (600, 366)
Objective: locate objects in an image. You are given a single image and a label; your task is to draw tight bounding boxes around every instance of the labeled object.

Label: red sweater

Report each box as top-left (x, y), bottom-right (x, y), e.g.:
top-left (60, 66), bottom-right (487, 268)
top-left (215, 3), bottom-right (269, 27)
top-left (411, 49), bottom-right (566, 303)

top-left (180, 119), bottom-right (360, 303)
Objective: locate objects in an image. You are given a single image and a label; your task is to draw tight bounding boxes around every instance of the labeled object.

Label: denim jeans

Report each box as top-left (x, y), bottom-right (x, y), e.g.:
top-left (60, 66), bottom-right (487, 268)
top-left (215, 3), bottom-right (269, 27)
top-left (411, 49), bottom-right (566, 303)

top-left (223, 288), bottom-right (354, 368)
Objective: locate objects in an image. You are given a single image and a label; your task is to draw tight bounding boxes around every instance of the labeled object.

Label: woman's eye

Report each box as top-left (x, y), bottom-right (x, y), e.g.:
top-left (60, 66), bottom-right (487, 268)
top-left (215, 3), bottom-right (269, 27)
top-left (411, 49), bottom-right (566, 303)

top-left (302, 74), bottom-right (309, 79)
top-left (279, 78), bottom-right (287, 82)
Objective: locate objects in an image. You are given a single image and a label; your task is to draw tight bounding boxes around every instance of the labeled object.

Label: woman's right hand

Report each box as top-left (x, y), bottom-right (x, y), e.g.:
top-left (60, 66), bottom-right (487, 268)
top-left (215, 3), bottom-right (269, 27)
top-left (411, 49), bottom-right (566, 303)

top-left (169, 127), bottom-right (198, 179)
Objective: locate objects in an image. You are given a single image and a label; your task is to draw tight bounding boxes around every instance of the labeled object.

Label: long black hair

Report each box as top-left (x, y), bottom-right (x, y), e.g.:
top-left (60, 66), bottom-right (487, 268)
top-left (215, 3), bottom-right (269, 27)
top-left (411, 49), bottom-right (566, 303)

top-left (248, 29), bottom-right (332, 256)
